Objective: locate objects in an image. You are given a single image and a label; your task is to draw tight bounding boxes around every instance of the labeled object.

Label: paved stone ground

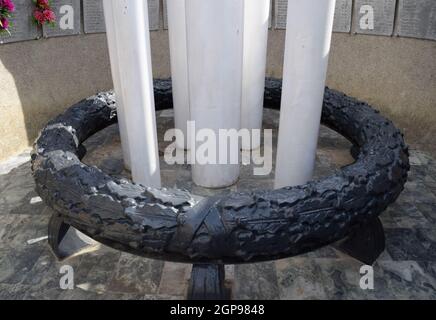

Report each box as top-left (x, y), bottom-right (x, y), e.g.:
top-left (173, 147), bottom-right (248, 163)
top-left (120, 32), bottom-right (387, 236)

top-left (1, 109), bottom-right (436, 300)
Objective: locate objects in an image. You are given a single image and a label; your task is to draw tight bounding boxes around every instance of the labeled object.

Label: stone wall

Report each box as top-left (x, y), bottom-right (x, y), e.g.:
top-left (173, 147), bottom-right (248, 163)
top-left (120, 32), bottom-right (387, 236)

top-left (1, 0), bottom-right (435, 161)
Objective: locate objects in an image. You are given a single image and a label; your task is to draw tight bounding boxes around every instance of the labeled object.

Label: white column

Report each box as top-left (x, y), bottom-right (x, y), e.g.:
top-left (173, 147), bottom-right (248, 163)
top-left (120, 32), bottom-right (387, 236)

top-left (109, 0), bottom-right (161, 188)
top-left (167, 0), bottom-right (190, 150)
top-left (186, 0), bottom-right (244, 188)
top-left (241, 0), bottom-right (270, 150)
top-left (102, 1), bottom-right (131, 170)
top-left (275, 0), bottom-right (336, 189)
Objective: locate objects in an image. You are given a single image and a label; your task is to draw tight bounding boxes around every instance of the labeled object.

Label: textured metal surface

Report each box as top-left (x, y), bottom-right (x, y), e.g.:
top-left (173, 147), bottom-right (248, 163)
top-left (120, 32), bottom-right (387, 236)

top-left (43, 0), bottom-right (81, 38)
top-left (0, 0), bottom-right (40, 44)
top-left (32, 78), bottom-right (410, 264)
top-left (83, 0), bottom-right (106, 34)
top-left (188, 264), bottom-right (227, 300)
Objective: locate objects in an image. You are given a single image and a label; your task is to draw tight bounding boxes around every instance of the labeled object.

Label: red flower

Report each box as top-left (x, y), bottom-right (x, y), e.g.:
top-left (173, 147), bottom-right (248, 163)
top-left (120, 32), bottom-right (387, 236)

top-left (42, 9), bottom-right (55, 23)
top-left (0, 17), bottom-right (9, 30)
top-left (36, 0), bottom-right (50, 9)
top-left (33, 9), bottom-right (45, 24)
top-left (0, 0), bottom-right (15, 12)
top-left (33, 0), bottom-right (56, 26)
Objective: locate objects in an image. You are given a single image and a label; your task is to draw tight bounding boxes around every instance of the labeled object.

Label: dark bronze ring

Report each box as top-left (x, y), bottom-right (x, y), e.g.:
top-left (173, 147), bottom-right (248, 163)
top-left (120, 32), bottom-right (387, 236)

top-left (32, 78), bottom-right (410, 264)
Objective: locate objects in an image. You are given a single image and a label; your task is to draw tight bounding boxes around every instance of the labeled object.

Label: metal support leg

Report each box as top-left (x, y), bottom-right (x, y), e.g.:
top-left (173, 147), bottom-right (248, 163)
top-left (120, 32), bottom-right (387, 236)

top-left (48, 213), bottom-right (99, 261)
top-left (350, 144), bottom-right (360, 160)
top-left (335, 217), bottom-right (386, 265)
top-left (188, 264), bottom-right (228, 300)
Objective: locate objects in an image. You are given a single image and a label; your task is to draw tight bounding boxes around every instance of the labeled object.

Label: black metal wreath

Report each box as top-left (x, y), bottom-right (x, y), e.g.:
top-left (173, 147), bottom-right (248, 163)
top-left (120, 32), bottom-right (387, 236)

top-left (31, 79), bottom-right (410, 264)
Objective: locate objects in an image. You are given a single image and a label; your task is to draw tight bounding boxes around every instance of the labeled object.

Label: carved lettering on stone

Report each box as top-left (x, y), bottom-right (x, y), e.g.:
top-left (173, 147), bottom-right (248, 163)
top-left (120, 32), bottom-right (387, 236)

top-left (83, 0), bottom-right (105, 34)
top-left (148, 0), bottom-right (160, 31)
top-left (396, 0), bottom-right (436, 41)
top-left (334, 0), bottom-right (352, 33)
top-left (274, 0), bottom-right (288, 29)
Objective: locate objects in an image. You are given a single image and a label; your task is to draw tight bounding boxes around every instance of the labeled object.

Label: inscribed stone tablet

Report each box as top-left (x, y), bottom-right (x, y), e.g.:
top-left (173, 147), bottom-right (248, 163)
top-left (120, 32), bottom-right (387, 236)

top-left (333, 0), bottom-right (352, 33)
top-left (274, 0), bottom-right (288, 29)
top-left (163, 0), bottom-right (168, 30)
top-left (0, 0), bottom-right (41, 44)
top-left (148, 0), bottom-right (160, 31)
top-left (353, 0), bottom-right (396, 36)
top-left (83, 0), bottom-right (105, 34)
top-left (43, 0), bottom-right (81, 38)
top-left (396, 0), bottom-right (436, 41)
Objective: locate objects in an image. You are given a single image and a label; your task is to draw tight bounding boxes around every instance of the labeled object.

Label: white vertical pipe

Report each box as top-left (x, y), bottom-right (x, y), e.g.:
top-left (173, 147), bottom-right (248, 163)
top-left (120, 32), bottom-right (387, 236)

top-left (103, 1), bottom-right (131, 170)
top-left (241, 0), bottom-right (270, 150)
top-left (167, 0), bottom-right (190, 150)
top-left (110, 0), bottom-right (161, 188)
top-left (186, 0), bottom-right (244, 188)
top-left (275, 0), bottom-right (336, 189)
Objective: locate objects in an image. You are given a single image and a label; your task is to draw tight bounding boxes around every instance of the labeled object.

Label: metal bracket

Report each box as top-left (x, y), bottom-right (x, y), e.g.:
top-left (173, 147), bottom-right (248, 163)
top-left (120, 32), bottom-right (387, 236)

top-left (188, 264), bottom-right (229, 300)
top-left (335, 217), bottom-right (386, 265)
top-left (48, 214), bottom-right (99, 261)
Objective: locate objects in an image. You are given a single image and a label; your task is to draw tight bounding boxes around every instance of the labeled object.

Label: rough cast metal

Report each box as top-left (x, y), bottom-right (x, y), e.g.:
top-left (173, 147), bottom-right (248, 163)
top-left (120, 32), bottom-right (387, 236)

top-left (31, 79), bottom-right (410, 264)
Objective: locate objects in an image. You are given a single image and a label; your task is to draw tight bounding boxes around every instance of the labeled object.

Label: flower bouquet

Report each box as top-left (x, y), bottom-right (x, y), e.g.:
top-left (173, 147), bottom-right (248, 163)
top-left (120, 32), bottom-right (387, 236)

top-left (33, 0), bottom-right (55, 27)
top-left (0, 0), bottom-right (15, 35)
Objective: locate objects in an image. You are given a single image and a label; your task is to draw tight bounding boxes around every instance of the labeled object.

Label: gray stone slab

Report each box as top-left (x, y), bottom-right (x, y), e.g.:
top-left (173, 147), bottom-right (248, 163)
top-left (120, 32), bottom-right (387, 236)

top-left (396, 0), bottom-right (436, 41)
top-left (385, 228), bottom-right (436, 261)
top-left (84, 0), bottom-right (159, 33)
top-left (163, 0), bottom-right (168, 30)
top-left (274, 0), bottom-right (288, 29)
top-left (234, 262), bottom-right (280, 300)
top-left (353, 0), bottom-right (396, 36)
top-left (107, 253), bottom-right (164, 295)
top-left (83, 0), bottom-right (105, 34)
top-left (276, 0), bottom-right (352, 33)
top-left (375, 261), bottom-right (436, 300)
top-left (148, 0), bottom-right (160, 31)
top-left (334, 0), bottom-right (353, 33)
top-left (43, 0), bottom-right (81, 38)
top-left (0, 0), bottom-right (41, 44)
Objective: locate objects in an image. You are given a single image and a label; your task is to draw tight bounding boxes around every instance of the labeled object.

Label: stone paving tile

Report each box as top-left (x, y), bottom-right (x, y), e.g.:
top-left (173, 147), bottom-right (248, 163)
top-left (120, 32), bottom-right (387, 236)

top-left (387, 201), bottom-right (430, 229)
top-left (276, 258), bottom-right (329, 300)
top-left (275, 257), bottom-right (436, 300)
top-left (73, 248), bottom-right (121, 294)
top-left (374, 260), bottom-right (436, 300)
top-left (415, 201), bottom-right (436, 225)
top-left (0, 244), bottom-right (46, 285)
top-left (58, 288), bottom-right (103, 300)
top-left (0, 166), bottom-right (36, 216)
top-left (1, 214), bottom-right (49, 249)
top-left (0, 284), bottom-right (35, 300)
top-left (157, 262), bottom-right (191, 297)
top-left (300, 245), bottom-right (341, 259)
top-left (385, 228), bottom-right (436, 262)
top-left (233, 262), bottom-right (280, 300)
top-left (8, 191), bottom-right (46, 216)
top-left (107, 253), bottom-right (164, 295)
